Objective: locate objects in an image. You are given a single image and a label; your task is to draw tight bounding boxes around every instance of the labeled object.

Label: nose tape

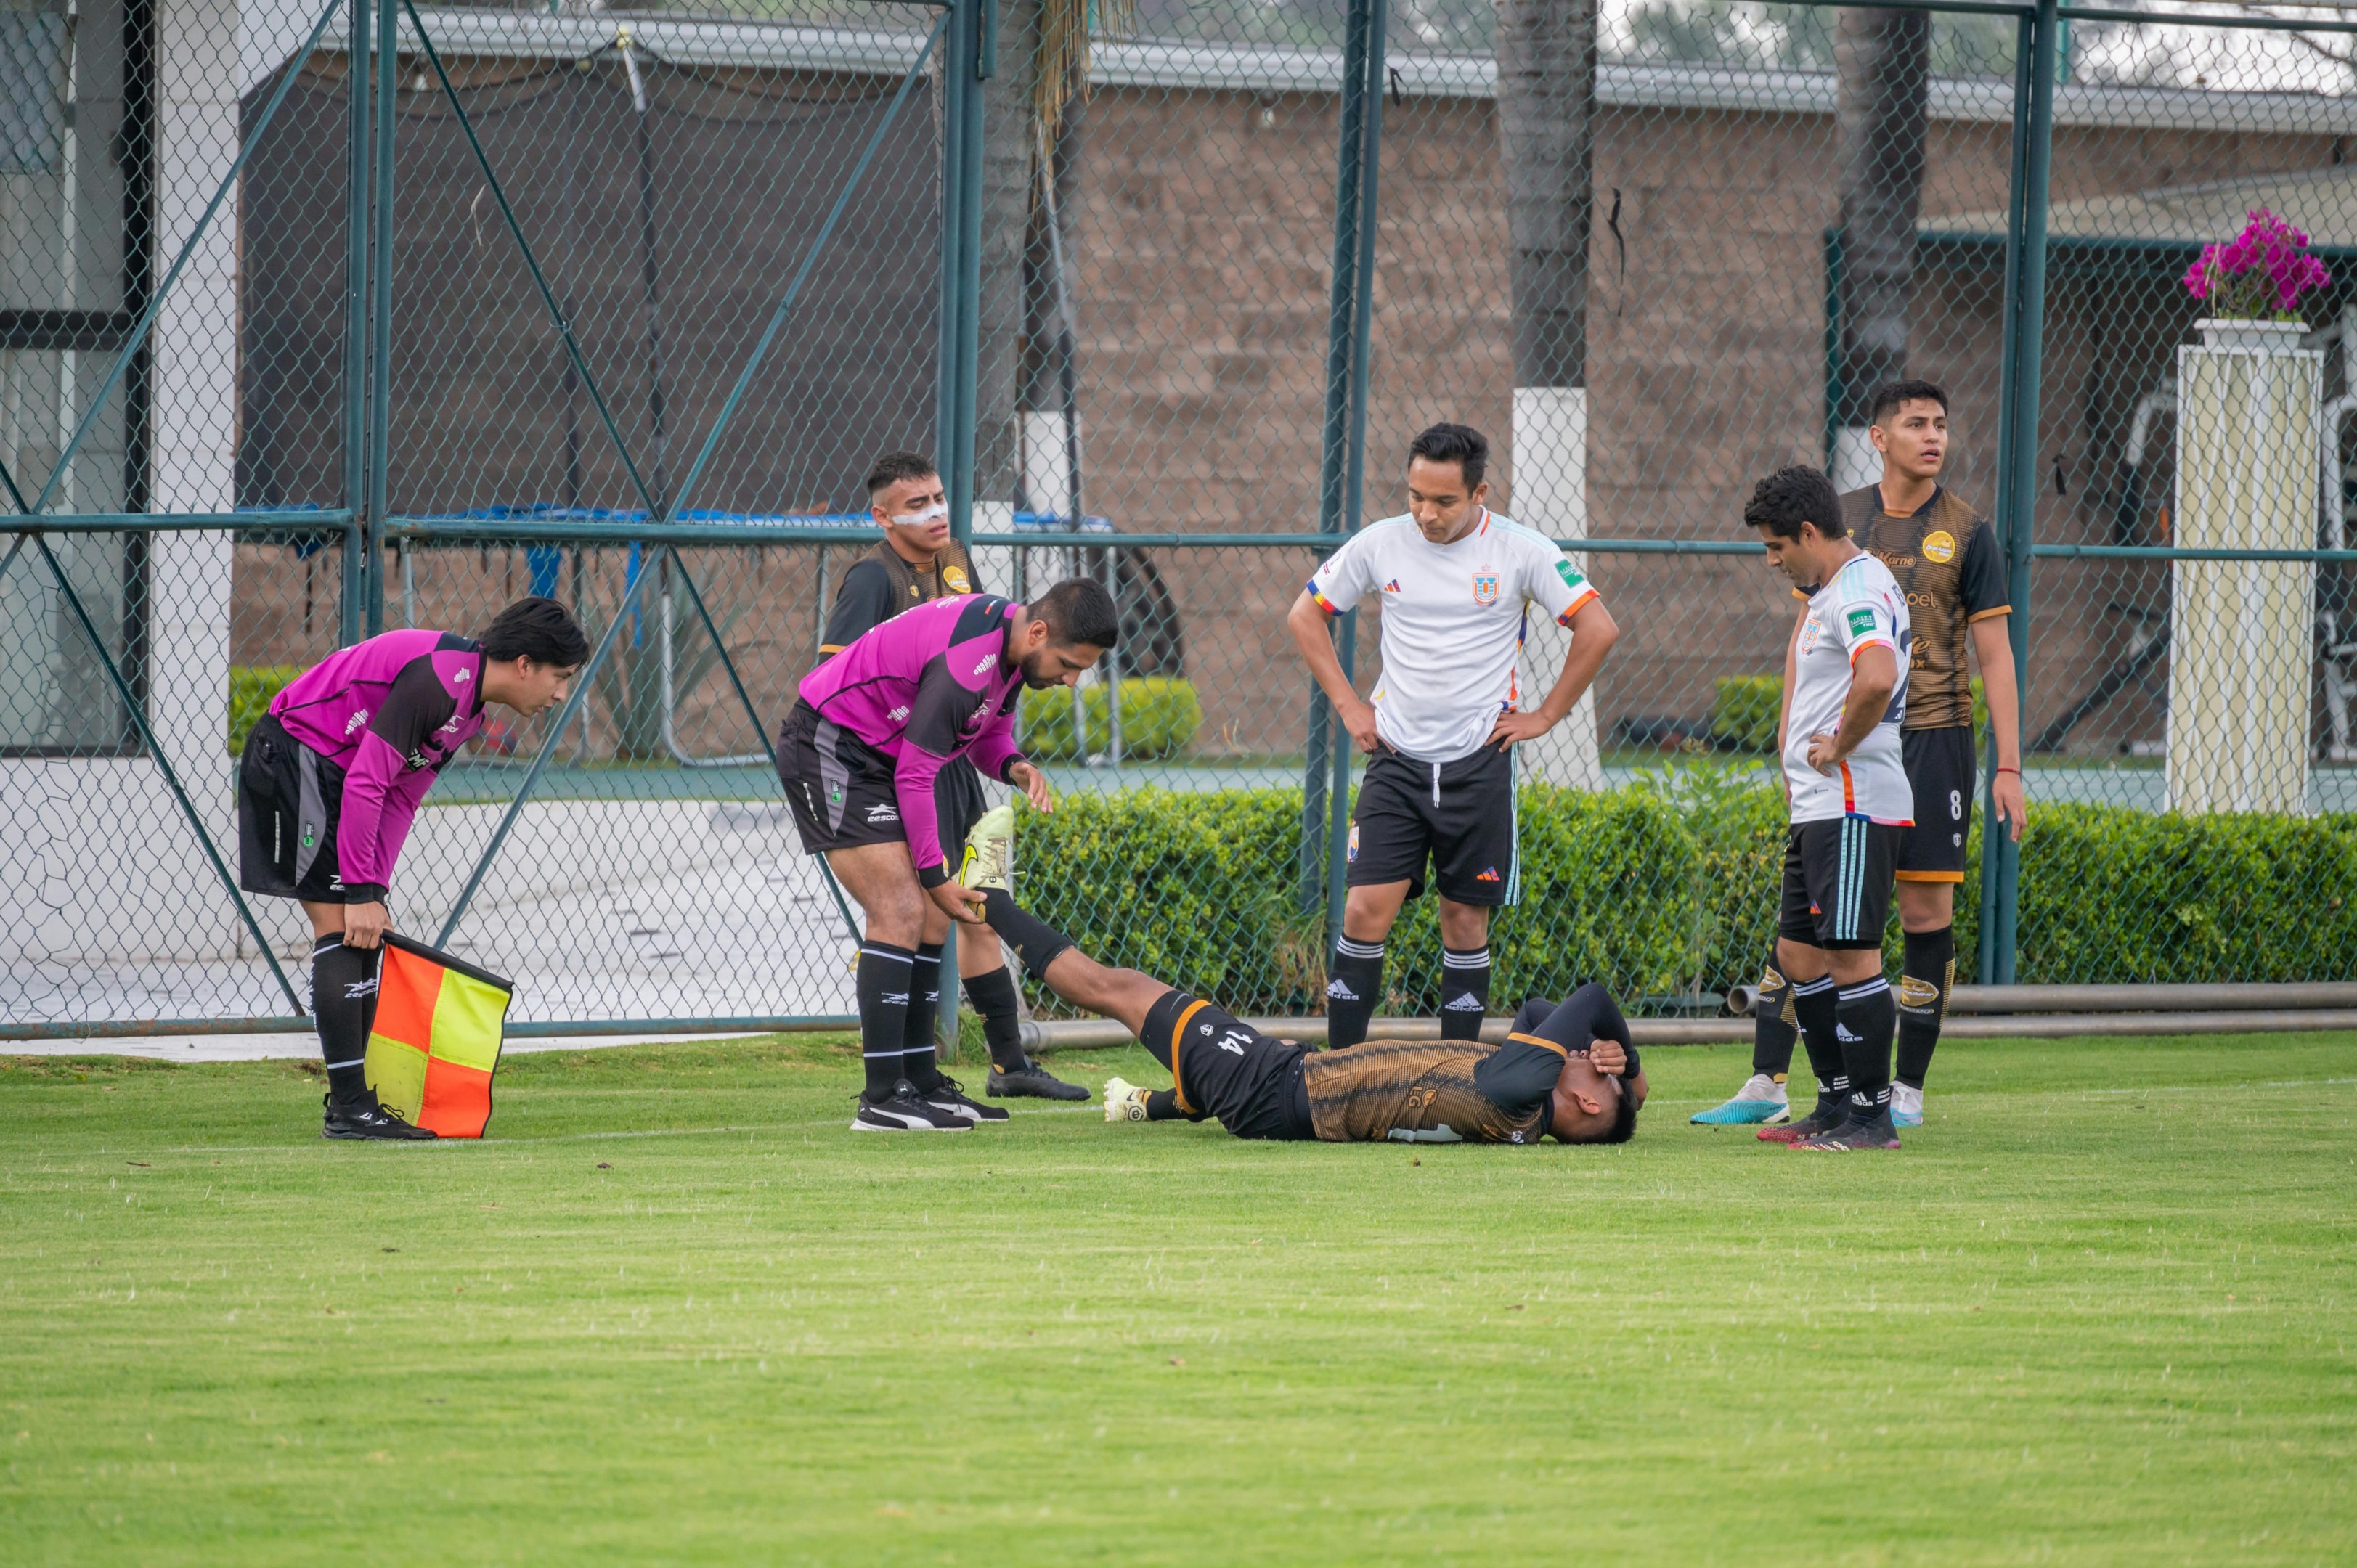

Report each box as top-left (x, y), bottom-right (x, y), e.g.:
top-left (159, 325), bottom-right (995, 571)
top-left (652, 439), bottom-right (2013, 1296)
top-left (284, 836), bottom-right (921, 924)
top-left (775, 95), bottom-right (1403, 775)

top-left (892, 502), bottom-right (949, 528)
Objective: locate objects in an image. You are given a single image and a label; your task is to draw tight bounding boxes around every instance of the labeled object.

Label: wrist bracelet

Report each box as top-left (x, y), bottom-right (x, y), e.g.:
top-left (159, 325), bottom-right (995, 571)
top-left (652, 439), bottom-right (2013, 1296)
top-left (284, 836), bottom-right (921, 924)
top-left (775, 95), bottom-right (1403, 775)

top-left (1995, 766), bottom-right (2021, 777)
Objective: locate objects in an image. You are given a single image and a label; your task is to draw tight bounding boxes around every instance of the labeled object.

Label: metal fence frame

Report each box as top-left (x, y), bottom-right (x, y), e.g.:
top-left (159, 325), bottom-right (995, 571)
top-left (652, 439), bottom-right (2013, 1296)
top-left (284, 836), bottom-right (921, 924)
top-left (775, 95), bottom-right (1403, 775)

top-left (9, 0), bottom-right (2357, 1040)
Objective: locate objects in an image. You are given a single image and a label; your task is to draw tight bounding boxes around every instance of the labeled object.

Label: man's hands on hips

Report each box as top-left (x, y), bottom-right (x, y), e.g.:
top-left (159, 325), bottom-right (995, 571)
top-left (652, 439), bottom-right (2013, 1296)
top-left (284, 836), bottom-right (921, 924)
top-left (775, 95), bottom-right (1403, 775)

top-left (341, 900), bottom-right (389, 949)
top-left (928, 878), bottom-right (988, 924)
top-left (1804, 731), bottom-right (1844, 774)
top-left (1007, 760), bottom-right (1054, 813)
top-left (1486, 707), bottom-right (1557, 749)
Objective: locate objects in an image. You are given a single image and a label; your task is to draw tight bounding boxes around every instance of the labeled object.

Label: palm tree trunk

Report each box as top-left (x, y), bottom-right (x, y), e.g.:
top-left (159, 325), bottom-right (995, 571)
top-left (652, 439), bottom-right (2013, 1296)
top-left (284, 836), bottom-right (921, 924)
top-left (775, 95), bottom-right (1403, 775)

top-left (1831, 6), bottom-right (1932, 493)
top-left (1497, 0), bottom-right (1603, 788)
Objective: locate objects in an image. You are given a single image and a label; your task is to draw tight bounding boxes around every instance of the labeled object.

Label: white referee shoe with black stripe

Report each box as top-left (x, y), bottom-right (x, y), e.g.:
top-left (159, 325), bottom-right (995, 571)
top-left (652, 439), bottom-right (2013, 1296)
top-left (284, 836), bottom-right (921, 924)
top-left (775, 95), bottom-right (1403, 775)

top-left (851, 1082), bottom-right (971, 1132)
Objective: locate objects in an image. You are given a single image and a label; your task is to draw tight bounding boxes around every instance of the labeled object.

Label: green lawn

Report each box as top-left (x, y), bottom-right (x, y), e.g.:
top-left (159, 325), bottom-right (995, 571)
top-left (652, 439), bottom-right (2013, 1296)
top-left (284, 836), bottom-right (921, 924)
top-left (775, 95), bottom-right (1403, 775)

top-left (3, 1032), bottom-right (2351, 1566)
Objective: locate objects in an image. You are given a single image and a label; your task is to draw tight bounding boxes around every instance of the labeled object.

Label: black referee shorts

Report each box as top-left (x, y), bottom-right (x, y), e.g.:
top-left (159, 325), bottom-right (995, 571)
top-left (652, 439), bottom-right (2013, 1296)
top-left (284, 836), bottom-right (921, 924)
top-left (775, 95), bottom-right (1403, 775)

top-left (237, 714), bottom-right (351, 902)
top-left (1346, 743), bottom-right (1517, 907)
top-left (1140, 989), bottom-right (1313, 1140)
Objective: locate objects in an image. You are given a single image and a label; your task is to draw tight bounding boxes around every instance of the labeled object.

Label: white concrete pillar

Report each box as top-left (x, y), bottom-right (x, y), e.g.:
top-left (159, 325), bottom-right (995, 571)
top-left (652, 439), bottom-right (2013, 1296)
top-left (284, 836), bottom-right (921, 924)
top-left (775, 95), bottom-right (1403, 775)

top-left (2168, 320), bottom-right (2319, 815)
top-left (1510, 385), bottom-right (1603, 791)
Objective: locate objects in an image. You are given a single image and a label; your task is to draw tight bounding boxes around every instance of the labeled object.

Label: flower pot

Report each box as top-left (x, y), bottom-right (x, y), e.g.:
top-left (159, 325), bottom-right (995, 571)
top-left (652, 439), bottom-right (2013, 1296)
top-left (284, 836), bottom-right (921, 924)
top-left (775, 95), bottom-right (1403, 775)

top-left (2169, 321), bottom-right (2321, 814)
top-left (2194, 317), bottom-right (2310, 353)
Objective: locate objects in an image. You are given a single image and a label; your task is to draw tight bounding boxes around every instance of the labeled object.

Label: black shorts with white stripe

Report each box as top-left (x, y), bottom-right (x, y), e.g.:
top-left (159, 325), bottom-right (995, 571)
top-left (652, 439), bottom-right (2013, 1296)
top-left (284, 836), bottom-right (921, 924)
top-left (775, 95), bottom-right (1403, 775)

top-left (1778, 817), bottom-right (1904, 951)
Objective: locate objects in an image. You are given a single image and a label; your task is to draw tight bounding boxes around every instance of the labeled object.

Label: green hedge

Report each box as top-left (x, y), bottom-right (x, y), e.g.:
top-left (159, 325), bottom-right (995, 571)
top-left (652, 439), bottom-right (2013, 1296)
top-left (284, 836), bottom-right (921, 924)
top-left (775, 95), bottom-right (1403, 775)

top-left (1711, 674), bottom-right (1988, 753)
top-left (1014, 783), bottom-right (2356, 1013)
top-left (1018, 677), bottom-right (1202, 761)
top-left (228, 665), bottom-right (303, 756)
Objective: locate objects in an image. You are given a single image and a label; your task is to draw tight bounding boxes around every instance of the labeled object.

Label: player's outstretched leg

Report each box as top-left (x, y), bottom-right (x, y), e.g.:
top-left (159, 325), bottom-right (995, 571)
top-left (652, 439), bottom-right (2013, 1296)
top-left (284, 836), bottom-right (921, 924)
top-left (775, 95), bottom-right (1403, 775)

top-left (1694, 956), bottom-right (1794, 1126)
top-left (961, 803), bottom-right (1088, 1101)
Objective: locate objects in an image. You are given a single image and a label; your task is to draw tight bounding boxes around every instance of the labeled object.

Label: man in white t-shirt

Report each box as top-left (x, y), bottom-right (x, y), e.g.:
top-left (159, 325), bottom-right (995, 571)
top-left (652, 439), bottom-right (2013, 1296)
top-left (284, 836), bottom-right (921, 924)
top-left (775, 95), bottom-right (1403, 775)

top-left (1285, 423), bottom-right (1620, 1049)
top-left (1741, 465), bottom-right (1913, 1152)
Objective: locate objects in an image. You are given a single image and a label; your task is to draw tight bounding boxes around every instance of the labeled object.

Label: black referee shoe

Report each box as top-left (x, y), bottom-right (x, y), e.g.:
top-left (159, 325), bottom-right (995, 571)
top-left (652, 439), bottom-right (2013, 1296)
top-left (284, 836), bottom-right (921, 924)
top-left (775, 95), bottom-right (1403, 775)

top-left (987, 1058), bottom-right (1090, 1101)
top-left (850, 1085), bottom-right (969, 1132)
top-left (322, 1091), bottom-right (436, 1141)
top-left (916, 1075), bottom-right (1011, 1123)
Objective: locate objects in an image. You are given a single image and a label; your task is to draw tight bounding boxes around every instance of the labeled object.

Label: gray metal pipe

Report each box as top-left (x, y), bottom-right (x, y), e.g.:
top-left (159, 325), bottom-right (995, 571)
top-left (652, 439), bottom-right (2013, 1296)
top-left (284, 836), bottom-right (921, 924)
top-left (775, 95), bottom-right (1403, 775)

top-left (1024, 1005), bottom-right (2357, 1054)
top-left (1727, 981), bottom-right (2357, 1016)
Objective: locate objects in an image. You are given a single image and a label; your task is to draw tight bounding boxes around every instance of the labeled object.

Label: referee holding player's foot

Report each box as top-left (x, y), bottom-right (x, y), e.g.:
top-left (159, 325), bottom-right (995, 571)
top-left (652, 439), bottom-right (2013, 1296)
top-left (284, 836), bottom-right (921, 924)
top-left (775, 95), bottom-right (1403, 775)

top-left (1287, 423), bottom-right (1619, 1048)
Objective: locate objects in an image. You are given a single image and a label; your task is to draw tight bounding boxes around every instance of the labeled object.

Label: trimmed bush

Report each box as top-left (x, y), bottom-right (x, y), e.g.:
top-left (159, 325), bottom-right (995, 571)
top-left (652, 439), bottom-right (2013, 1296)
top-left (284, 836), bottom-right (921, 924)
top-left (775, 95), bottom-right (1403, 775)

top-left (1712, 673), bottom-right (1990, 753)
top-left (1014, 784), bottom-right (2350, 1013)
top-left (1018, 677), bottom-right (1202, 761)
top-left (228, 665), bottom-right (303, 756)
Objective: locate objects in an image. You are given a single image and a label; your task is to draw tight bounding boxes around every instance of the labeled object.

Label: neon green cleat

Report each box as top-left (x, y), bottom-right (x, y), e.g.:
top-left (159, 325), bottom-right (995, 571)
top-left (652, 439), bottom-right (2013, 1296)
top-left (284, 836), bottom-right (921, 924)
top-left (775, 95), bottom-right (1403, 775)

top-left (1104, 1077), bottom-right (1152, 1123)
top-left (962, 802), bottom-right (1015, 892)
top-left (1690, 1073), bottom-right (1791, 1126)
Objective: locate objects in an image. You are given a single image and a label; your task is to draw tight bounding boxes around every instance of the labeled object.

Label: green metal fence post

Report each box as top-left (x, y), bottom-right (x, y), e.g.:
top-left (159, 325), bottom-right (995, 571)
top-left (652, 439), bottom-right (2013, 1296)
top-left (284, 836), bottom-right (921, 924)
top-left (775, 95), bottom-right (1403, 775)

top-left (1993, 0), bottom-right (2056, 986)
top-left (1321, 0), bottom-right (1388, 952)
top-left (340, 0), bottom-right (371, 645)
top-left (1303, 0), bottom-right (1378, 923)
top-left (1979, 10), bottom-right (2035, 985)
top-left (364, 0), bottom-right (397, 636)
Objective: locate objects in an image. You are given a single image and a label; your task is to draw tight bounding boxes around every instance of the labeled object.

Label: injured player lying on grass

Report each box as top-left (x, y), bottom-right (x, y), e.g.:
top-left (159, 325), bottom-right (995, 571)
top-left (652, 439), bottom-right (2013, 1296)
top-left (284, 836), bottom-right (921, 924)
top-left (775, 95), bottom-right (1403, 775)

top-left (964, 824), bottom-right (1644, 1146)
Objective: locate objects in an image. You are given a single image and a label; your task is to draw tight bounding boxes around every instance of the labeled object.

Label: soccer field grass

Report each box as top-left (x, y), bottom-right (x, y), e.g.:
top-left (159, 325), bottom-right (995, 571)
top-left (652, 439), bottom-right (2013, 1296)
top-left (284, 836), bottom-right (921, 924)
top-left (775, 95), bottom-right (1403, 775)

top-left (3, 1033), bottom-right (2350, 1565)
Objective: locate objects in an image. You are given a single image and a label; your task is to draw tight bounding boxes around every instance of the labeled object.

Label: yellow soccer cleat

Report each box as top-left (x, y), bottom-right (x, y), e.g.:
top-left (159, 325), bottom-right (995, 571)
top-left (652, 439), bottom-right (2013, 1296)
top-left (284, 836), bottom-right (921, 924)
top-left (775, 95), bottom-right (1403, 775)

top-left (962, 801), bottom-right (1015, 892)
top-left (1103, 1077), bottom-right (1152, 1123)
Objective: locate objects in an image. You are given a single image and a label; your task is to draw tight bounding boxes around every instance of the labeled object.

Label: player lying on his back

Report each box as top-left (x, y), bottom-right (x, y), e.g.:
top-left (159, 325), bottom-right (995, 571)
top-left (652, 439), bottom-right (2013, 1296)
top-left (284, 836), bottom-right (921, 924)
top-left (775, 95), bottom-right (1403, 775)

top-left (236, 597), bottom-right (587, 1140)
top-left (960, 810), bottom-right (1645, 1146)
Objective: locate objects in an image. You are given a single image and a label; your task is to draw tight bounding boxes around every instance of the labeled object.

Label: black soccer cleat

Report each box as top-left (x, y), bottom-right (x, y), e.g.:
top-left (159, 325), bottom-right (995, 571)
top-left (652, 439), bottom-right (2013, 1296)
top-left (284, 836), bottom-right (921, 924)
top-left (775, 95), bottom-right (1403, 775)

top-left (322, 1091), bottom-right (437, 1142)
top-left (1791, 1111), bottom-right (1902, 1151)
top-left (850, 1085), bottom-right (971, 1132)
top-left (987, 1059), bottom-right (1090, 1101)
top-left (1756, 1100), bottom-right (1849, 1145)
top-left (916, 1075), bottom-right (1011, 1123)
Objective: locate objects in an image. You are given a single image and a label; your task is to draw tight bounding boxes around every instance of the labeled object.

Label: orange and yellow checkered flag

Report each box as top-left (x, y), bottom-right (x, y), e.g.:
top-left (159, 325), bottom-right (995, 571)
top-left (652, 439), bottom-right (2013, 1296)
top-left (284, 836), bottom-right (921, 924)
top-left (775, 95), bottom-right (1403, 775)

top-left (363, 934), bottom-right (514, 1139)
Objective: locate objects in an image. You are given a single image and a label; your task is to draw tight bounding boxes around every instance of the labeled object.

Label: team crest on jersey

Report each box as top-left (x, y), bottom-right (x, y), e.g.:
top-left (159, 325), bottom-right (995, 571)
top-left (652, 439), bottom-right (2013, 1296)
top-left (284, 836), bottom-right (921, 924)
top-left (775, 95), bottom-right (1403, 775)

top-left (943, 565), bottom-right (972, 593)
top-left (1799, 617), bottom-right (1823, 654)
top-left (1471, 571), bottom-right (1500, 606)
top-left (1921, 529), bottom-right (1957, 565)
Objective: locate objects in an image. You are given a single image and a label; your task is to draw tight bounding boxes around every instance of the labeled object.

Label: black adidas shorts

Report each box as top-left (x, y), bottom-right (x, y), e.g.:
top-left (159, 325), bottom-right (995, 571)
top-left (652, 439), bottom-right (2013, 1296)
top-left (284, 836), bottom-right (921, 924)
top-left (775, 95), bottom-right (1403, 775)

top-left (1141, 989), bottom-right (1313, 1140)
top-left (237, 714), bottom-right (353, 902)
top-left (778, 701), bottom-right (989, 865)
top-left (1346, 743), bottom-right (1516, 906)
top-left (1897, 725), bottom-right (1975, 883)
top-left (1778, 817), bottom-right (1905, 951)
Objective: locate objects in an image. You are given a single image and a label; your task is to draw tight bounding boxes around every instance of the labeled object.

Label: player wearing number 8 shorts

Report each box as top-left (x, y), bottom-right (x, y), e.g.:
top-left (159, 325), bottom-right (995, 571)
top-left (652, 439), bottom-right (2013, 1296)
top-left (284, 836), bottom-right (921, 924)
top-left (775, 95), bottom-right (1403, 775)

top-left (1694, 383), bottom-right (2026, 1132)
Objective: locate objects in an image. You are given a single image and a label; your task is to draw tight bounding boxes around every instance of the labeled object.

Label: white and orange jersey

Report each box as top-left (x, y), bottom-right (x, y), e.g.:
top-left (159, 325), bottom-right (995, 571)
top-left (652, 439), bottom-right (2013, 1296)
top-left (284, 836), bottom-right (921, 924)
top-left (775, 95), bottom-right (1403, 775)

top-left (1306, 507), bottom-right (1603, 764)
top-left (1784, 550), bottom-right (1913, 825)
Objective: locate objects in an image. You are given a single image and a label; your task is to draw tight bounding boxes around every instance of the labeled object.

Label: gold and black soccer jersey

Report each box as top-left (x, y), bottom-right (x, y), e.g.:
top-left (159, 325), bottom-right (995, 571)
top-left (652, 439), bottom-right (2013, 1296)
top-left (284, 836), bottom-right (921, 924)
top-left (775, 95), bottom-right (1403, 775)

top-left (1839, 485), bottom-right (2009, 732)
top-left (818, 539), bottom-right (982, 656)
top-left (1301, 1033), bottom-right (1567, 1145)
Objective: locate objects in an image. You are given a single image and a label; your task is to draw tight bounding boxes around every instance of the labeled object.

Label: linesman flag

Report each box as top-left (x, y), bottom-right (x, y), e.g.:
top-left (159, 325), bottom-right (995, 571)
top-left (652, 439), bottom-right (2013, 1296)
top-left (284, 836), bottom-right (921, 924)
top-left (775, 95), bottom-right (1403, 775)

top-left (363, 933), bottom-right (514, 1138)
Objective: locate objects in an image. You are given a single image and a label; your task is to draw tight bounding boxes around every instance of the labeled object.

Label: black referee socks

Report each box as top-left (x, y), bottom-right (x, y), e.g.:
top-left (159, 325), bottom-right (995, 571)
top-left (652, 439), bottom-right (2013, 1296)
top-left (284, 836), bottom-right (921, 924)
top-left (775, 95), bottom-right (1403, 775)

top-left (1790, 974), bottom-right (1845, 1115)
top-left (960, 963), bottom-right (1030, 1074)
top-left (1326, 938), bottom-right (1384, 1050)
top-left (902, 944), bottom-right (945, 1092)
top-left (1751, 962), bottom-right (1799, 1079)
top-left (1836, 976), bottom-right (1897, 1117)
top-left (1439, 946), bottom-right (1491, 1041)
top-left (1895, 926), bottom-right (1955, 1090)
top-left (310, 934), bottom-right (380, 1105)
top-left (856, 942), bottom-right (915, 1098)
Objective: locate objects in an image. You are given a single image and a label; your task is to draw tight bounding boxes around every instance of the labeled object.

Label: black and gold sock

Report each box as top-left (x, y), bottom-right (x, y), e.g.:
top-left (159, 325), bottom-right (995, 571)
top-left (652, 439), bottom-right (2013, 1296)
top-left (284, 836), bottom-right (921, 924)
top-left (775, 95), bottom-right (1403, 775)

top-left (978, 888), bottom-right (1075, 980)
top-left (1751, 960), bottom-right (1798, 1079)
top-left (902, 943), bottom-right (945, 1091)
top-left (856, 942), bottom-right (915, 1099)
top-left (1326, 937), bottom-right (1384, 1050)
top-left (1790, 974), bottom-right (1845, 1116)
top-left (1835, 976), bottom-right (1897, 1119)
top-left (1438, 945), bottom-right (1491, 1040)
top-left (1895, 926), bottom-right (1955, 1090)
top-left (310, 934), bottom-right (380, 1105)
top-left (961, 963), bottom-right (1028, 1074)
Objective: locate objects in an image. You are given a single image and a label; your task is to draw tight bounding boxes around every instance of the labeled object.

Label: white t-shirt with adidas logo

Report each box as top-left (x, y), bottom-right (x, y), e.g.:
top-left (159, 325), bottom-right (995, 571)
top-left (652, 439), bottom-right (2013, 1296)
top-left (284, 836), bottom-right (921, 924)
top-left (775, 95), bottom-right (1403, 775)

top-left (1306, 508), bottom-right (1602, 764)
top-left (1784, 550), bottom-right (1913, 825)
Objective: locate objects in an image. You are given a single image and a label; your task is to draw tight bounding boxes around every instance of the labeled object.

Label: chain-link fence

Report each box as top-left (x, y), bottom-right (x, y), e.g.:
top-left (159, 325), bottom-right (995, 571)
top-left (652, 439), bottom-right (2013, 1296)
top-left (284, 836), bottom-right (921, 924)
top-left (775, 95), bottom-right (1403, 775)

top-left (8, 0), bottom-right (2357, 1040)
